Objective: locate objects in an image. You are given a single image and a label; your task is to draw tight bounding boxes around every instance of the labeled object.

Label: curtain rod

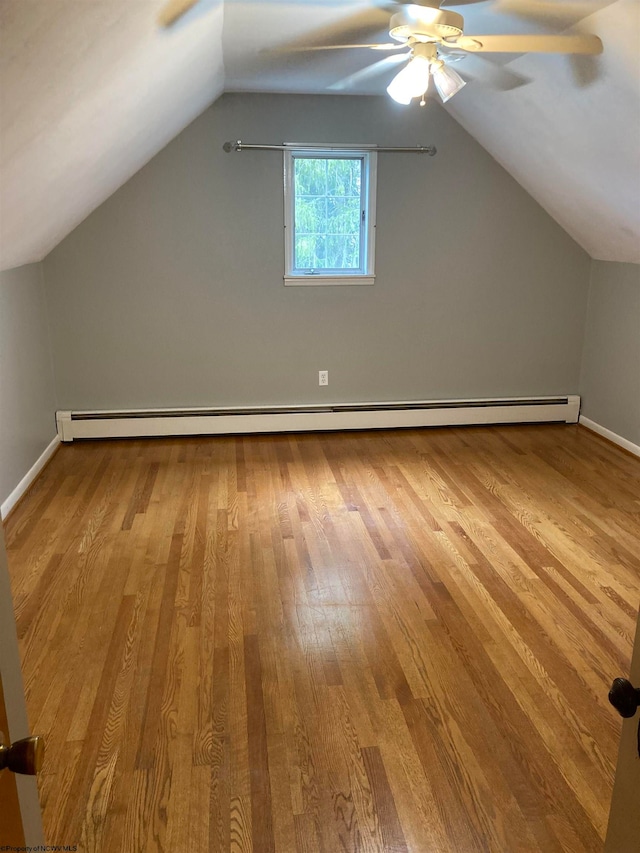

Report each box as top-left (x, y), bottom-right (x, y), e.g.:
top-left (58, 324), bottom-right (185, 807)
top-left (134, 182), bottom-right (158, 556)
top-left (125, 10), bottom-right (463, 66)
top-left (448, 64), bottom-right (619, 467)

top-left (222, 140), bottom-right (437, 156)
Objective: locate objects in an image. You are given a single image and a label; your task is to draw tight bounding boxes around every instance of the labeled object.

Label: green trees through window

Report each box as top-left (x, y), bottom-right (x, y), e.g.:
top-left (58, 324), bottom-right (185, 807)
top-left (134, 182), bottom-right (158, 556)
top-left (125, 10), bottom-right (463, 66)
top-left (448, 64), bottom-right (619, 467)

top-left (293, 157), bottom-right (363, 271)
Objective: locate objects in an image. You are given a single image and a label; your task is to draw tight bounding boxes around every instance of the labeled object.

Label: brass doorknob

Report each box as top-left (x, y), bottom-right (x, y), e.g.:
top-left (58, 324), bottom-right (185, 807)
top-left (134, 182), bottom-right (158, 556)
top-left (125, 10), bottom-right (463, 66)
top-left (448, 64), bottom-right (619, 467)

top-left (0, 735), bottom-right (44, 775)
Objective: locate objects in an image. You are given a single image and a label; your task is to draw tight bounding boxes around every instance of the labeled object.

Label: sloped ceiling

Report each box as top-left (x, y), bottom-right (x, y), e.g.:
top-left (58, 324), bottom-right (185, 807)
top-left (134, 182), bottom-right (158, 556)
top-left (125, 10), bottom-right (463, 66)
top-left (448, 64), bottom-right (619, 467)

top-left (444, 0), bottom-right (640, 263)
top-left (1, 0), bottom-right (639, 272)
top-left (0, 0), bottom-right (225, 271)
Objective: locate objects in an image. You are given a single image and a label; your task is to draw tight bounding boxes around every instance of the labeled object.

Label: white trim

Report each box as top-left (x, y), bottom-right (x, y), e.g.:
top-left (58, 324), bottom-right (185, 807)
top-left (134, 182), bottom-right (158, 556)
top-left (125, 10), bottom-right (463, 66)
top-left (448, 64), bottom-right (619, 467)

top-left (1, 435), bottom-right (61, 520)
top-left (579, 416), bottom-right (640, 458)
top-left (57, 396), bottom-right (580, 442)
top-left (56, 410), bottom-right (73, 442)
top-left (284, 275), bottom-right (375, 287)
top-left (365, 150), bottom-right (377, 277)
top-left (284, 143), bottom-right (380, 150)
top-left (283, 147), bottom-right (377, 285)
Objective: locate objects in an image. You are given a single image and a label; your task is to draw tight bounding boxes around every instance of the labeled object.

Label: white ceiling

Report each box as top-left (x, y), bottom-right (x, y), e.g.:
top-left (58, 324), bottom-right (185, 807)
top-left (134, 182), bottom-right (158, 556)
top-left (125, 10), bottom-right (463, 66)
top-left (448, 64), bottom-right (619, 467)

top-left (0, 0), bottom-right (225, 271)
top-left (1, 0), bottom-right (639, 272)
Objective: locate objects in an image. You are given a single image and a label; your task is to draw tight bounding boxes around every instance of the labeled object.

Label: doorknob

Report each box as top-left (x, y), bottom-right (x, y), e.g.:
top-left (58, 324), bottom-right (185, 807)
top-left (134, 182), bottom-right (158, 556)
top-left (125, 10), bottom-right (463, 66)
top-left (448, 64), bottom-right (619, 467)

top-left (609, 678), bottom-right (640, 759)
top-left (609, 678), bottom-right (640, 718)
top-left (0, 734), bottom-right (44, 775)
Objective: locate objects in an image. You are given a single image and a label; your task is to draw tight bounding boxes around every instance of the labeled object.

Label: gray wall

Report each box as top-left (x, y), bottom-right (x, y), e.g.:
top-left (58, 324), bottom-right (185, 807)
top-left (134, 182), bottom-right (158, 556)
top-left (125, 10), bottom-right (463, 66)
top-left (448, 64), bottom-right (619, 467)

top-left (580, 261), bottom-right (640, 446)
top-left (0, 263), bottom-right (57, 510)
top-left (44, 93), bottom-right (591, 410)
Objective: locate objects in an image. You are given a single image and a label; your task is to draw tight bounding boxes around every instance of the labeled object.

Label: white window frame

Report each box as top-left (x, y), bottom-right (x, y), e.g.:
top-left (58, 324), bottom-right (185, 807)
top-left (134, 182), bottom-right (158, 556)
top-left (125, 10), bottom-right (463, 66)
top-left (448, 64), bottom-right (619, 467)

top-left (283, 146), bottom-right (377, 286)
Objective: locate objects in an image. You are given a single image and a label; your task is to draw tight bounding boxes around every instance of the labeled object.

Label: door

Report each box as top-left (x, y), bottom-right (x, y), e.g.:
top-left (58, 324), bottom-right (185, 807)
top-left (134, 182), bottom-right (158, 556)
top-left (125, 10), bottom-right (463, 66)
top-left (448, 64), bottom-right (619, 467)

top-left (0, 530), bottom-right (44, 845)
top-left (605, 610), bottom-right (640, 853)
top-left (0, 672), bottom-right (24, 845)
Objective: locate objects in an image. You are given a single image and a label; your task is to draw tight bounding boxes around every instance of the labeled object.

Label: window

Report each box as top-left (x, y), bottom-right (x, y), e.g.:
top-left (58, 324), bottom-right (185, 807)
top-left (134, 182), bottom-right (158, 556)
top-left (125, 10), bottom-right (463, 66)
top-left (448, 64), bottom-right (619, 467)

top-left (284, 147), bottom-right (377, 286)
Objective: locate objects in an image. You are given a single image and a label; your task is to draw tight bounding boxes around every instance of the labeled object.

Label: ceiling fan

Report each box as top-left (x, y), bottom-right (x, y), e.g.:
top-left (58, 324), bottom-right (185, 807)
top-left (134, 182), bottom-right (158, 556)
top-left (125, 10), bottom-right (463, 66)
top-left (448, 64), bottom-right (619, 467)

top-left (158, 0), bottom-right (603, 105)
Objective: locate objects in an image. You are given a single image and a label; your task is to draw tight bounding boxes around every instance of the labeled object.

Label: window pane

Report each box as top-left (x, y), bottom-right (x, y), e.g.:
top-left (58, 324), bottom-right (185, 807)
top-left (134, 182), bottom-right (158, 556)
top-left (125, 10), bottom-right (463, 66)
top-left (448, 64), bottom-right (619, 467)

top-left (312, 235), bottom-right (327, 266)
top-left (326, 158), bottom-right (362, 197)
top-left (326, 235), bottom-right (359, 269)
top-left (295, 197), bottom-right (326, 235)
top-left (293, 156), bottom-right (363, 271)
top-left (294, 234), bottom-right (328, 269)
top-left (295, 235), bottom-right (316, 269)
top-left (294, 158), bottom-right (327, 197)
top-left (327, 197), bottom-right (360, 235)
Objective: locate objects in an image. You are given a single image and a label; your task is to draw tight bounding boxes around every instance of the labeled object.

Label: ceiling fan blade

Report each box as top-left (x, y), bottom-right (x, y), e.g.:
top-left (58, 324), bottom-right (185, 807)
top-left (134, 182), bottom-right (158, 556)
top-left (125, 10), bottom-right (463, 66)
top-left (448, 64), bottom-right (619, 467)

top-left (442, 51), bottom-right (530, 89)
top-left (265, 6), bottom-right (393, 56)
top-left (453, 33), bottom-right (603, 54)
top-left (158, 0), bottom-right (201, 27)
top-left (329, 54), bottom-right (408, 91)
top-left (268, 43), bottom-right (404, 54)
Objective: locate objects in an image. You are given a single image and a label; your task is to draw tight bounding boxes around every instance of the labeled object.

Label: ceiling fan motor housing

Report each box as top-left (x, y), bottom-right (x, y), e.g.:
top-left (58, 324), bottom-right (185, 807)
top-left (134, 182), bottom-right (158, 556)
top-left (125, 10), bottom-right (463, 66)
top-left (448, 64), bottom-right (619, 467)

top-left (389, 8), bottom-right (464, 43)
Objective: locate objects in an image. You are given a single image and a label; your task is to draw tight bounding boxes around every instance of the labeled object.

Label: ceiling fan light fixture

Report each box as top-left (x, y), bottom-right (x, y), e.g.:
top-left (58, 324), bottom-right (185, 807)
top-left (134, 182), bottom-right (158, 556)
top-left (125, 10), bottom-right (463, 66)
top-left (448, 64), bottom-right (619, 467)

top-left (389, 8), bottom-right (464, 43)
top-left (432, 62), bottom-right (466, 103)
top-left (386, 54), bottom-right (432, 105)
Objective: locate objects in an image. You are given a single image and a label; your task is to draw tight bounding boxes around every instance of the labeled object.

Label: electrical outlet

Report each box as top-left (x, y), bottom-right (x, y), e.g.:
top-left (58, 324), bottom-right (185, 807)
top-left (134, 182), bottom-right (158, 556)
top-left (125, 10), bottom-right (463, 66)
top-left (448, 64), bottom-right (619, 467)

top-left (318, 370), bottom-right (329, 386)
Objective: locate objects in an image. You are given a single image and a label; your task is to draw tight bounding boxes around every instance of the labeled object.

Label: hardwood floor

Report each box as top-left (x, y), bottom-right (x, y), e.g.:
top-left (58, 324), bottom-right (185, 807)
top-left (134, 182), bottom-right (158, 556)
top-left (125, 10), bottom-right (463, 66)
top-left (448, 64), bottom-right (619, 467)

top-left (4, 424), bottom-right (640, 852)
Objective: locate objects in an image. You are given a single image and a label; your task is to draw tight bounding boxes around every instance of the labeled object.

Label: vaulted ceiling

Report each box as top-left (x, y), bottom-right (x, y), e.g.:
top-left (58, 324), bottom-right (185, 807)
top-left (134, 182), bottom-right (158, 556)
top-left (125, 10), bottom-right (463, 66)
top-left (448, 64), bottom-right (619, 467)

top-left (1, 0), bottom-right (638, 272)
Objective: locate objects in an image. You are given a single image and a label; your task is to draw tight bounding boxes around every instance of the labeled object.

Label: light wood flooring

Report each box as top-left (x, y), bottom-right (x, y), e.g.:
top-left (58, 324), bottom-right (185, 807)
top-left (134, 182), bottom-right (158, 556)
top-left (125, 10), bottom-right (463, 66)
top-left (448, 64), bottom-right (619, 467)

top-left (5, 424), bottom-right (640, 852)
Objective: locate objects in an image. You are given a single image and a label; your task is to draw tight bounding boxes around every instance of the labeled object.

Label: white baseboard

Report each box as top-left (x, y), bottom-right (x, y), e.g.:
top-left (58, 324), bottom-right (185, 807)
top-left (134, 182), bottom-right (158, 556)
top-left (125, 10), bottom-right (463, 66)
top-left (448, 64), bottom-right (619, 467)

top-left (56, 395), bottom-right (580, 442)
top-left (579, 416), bottom-right (640, 458)
top-left (1, 436), bottom-right (61, 520)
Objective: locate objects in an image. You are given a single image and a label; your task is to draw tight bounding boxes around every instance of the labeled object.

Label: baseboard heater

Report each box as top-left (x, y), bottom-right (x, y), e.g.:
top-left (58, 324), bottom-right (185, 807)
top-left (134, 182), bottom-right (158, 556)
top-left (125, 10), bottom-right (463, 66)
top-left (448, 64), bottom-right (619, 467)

top-left (56, 395), bottom-right (580, 442)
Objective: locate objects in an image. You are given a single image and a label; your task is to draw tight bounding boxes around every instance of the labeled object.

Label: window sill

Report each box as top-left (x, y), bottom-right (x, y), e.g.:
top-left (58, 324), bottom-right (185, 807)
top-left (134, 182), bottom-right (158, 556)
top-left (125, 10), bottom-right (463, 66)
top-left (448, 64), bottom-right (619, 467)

top-left (284, 275), bottom-right (375, 287)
